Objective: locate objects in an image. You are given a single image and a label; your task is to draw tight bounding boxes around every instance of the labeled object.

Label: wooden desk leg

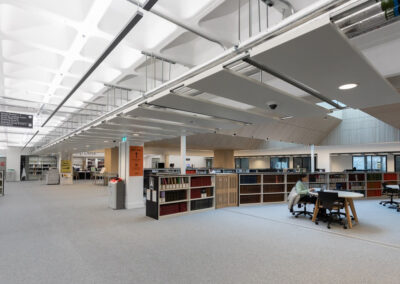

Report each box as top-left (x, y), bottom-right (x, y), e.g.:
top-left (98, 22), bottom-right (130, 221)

top-left (348, 199), bottom-right (358, 223)
top-left (312, 199), bottom-right (319, 222)
top-left (344, 199), bottom-right (352, 229)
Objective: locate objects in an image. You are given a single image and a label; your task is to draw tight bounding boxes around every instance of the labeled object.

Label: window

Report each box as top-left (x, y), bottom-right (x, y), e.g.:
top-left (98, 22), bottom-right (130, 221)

top-left (395, 156), bottom-right (400, 172)
top-left (270, 157), bottom-right (289, 170)
top-left (352, 155), bottom-right (387, 172)
top-left (293, 156), bottom-right (317, 172)
top-left (235, 158), bottom-right (249, 169)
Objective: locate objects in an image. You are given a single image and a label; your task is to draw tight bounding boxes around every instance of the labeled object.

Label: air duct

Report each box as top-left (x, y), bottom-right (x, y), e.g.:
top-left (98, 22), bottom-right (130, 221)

top-left (337, 0), bottom-right (400, 37)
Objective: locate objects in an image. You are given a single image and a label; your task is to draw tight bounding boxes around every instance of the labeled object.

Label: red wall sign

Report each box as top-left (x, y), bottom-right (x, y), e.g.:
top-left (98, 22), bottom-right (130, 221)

top-left (129, 146), bottom-right (143, 176)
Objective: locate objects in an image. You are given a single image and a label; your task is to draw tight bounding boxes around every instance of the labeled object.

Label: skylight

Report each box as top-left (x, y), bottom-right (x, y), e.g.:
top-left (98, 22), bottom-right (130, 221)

top-left (316, 100), bottom-right (347, 110)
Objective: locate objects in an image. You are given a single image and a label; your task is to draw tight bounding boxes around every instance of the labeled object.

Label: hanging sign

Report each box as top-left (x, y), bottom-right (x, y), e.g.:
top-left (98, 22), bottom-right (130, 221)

top-left (0, 111), bottom-right (33, 128)
top-left (129, 146), bottom-right (143, 176)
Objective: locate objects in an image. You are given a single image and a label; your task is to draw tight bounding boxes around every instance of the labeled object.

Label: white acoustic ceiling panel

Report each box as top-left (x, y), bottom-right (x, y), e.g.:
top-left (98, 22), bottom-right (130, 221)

top-left (150, 93), bottom-right (274, 124)
top-left (189, 69), bottom-right (327, 118)
top-left (107, 116), bottom-right (211, 134)
top-left (125, 107), bottom-right (242, 130)
top-left (250, 20), bottom-right (400, 109)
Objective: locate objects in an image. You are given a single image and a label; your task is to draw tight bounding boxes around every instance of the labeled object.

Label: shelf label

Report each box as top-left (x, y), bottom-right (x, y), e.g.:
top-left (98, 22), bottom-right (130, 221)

top-left (0, 111), bottom-right (33, 128)
top-left (129, 146), bottom-right (143, 176)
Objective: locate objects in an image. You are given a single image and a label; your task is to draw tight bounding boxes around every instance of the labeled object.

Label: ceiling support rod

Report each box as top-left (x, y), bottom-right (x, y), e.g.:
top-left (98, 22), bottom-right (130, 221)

top-left (22, 130), bottom-right (39, 151)
top-left (41, 0), bottom-right (159, 128)
top-left (126, 0), bottom-right (227, 50)
top-left (242, 58), bottom-right (344, 110)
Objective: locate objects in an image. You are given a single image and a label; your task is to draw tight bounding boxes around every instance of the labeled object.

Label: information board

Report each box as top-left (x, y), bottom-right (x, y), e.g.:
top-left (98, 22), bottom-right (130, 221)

top-left (0, 112), bottom-right (33, 128)
top-left (129, 146), bottom-right (143, 176)
top-left (60, 160), bottom-right (72, 173)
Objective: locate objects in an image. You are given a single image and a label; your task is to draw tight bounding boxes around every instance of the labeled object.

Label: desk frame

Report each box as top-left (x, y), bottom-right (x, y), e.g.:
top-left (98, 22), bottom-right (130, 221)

top-left (312, 198), bottom-right (359, 229)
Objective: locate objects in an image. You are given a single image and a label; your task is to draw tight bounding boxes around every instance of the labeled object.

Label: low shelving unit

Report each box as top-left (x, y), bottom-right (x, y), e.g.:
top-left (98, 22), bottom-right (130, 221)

top-left (0, 170), bottom-right (4, 196)
top-left (238, 171), bottom-right (400, 205)
top-left (146, 174), bottom-right (215, 219)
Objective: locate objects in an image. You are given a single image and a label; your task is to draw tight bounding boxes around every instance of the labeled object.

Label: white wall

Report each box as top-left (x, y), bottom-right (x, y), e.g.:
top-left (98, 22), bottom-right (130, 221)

top-left (330, 156), bottom-right (352, 172)
top-left (169, 155), bottom-right (206, 168)
top-left (0, 147), bottom-right (25, 181)
top-left (249, 157), bottom-right (270, 169)
top-left (322, 109), bottom-right (400, 145)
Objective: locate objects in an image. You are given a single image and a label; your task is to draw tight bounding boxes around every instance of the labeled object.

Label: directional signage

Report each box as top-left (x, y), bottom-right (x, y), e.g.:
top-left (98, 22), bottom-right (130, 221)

top-left (0, 112), bottom-right (33, 128)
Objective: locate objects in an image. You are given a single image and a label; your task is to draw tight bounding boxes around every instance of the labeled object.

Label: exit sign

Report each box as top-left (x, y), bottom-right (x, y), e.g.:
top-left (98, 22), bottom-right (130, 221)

top-left (122, 136), bottom-right (127, 142)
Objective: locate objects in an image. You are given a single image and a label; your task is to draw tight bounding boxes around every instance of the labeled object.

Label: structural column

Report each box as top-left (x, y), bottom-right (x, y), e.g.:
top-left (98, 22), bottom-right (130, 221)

top-left (213, 150), bottom-right (235, 169)
top-left (311, 144), bottom-right (315, 172)
top-left (104, 147), bottom-right (119, 174)
top-left (180, 136), bottom-right (186, 174)
top-left (119, 141), bottom-right (144, 209)
top-left (164, 154), bottom-right (170, 168)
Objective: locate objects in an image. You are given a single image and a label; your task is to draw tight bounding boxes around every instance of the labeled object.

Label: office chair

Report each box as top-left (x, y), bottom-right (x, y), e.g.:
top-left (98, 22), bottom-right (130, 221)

top-left (380, 183), bottom-right (400, 208)
top-left (292, 198), bottom-right (314, 218)
top-left (315, 192), bottom-right (347, 229)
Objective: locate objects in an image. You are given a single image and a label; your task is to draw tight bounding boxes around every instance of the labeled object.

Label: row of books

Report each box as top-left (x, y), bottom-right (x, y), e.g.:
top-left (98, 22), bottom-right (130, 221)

top-left (190, 199), bottom-right (213, 211)
top-left (160, 177), bottom-right (190, 190)
top-left (240, 175), bottom-right (260, 184)
top-left (160, 190), bottom-right (187, 203)
top-left (191, 176), bottom-right (212, 187)
top-left (160, 202), bottom-right (187, 216)
top-left (191, 188), bottom-right (213, 199)
top-left (263, 175), bottom-right (284, 183)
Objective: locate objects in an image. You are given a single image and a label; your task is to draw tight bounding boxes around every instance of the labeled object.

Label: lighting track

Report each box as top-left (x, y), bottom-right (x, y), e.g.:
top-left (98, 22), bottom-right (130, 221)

top-left (242, 58), bottom-right (344, 110)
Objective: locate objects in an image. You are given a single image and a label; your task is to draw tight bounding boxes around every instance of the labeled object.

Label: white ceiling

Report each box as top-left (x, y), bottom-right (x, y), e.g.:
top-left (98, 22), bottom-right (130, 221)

top-left (1, 0), bottom-right (400, 151)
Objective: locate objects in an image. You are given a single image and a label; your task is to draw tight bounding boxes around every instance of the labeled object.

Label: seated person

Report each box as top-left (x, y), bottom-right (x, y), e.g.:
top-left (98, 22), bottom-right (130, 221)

top-left (296, 174), bottom-right (317, 204)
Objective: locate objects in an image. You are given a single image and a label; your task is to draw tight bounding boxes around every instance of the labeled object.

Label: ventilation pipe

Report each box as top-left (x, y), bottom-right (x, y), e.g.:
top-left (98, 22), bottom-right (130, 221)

top-left (338, 0), bottom-right (400, 37)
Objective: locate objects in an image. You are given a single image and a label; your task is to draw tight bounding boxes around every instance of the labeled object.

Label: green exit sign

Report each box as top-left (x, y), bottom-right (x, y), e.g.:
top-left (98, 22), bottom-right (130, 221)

top-left (122, 136), bottom-right (127, 142)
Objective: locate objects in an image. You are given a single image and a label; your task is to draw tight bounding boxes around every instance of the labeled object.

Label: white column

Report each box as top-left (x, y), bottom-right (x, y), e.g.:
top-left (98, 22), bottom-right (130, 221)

top-left (119, 141), bottom-right (144, 209)
top-left (311, 144), bottom-right (315, 172)
top-left (180, 136), bottom-right (186, 175)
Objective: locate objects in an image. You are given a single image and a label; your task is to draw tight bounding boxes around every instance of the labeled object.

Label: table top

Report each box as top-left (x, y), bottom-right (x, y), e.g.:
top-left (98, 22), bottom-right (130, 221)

top-left (310, 189), bottom-right (364, 199)
top-left (386, 185), bottom-right (399, 190)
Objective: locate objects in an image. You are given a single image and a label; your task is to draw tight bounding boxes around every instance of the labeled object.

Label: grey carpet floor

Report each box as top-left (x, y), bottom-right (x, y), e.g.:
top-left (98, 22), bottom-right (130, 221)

top-left (1, 181), bottom-right (399, 284)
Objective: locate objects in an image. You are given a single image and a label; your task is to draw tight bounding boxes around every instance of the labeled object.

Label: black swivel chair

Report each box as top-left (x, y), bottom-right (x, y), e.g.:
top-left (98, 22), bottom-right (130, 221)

top-left (380, 183), bottom-right (400, 208)
top-left (315, 192), bottom-right (347, 229)
top-left (292, 198), bottom-right (314, 218)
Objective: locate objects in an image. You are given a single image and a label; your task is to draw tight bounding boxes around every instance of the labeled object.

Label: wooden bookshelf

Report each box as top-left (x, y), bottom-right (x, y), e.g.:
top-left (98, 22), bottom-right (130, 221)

top-left (146, 174), bottom-right (215, 219)
top-left (215, 174), bottom-right (238, 209)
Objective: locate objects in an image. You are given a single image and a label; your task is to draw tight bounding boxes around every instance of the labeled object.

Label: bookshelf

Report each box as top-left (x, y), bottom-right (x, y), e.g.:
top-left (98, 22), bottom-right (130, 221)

top-left (239, 173), bottom-right (288, 205)
top-left (27, 156), bottom-right (57, 181)
top-left (215, 174), bottom-right (238, 209)
top-left (238, 171), bottom-right (399, 205)
top-left (0, 170), bottom-right (4, 196)
top-left (146, 174), bottom-right (215, 219)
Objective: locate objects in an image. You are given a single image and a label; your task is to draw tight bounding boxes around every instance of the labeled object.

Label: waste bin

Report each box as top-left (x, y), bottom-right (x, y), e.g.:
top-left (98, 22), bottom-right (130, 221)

top-left (108, 178), bottom-right (125, 209)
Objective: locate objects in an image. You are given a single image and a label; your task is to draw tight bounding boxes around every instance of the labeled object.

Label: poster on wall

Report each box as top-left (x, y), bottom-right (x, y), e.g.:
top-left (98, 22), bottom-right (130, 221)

top-left (61, 160), bottom-right (72, 173)
top-left (129, 146), bottom-right (143, 176)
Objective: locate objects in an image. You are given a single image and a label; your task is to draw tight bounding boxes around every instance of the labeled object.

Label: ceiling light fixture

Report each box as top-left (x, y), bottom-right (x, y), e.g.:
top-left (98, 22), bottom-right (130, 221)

top-left (338, 83), bottom-right (358, 90)
top-left (280, 116), bottom-right (294, 120)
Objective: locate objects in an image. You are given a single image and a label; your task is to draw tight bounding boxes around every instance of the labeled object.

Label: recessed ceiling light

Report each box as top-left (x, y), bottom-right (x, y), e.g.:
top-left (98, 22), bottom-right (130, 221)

top-left (86, 145), bottom-right (90, 147)
top-left (133, 134), bottom-right (139, 136)
top-left (339, 83), bottom-right (358, 90)
top-left (280, 116), bottom-right (294, 120)
top-left (104, 140), bottom-right (109, 143)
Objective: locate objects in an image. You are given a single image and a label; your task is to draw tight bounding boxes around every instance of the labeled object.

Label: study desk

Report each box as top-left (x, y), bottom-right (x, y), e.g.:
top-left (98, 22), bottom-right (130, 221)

top-left (310, 190), bottom-right (364, 229)
top-left (386, 185), bottom-right (400, 190)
